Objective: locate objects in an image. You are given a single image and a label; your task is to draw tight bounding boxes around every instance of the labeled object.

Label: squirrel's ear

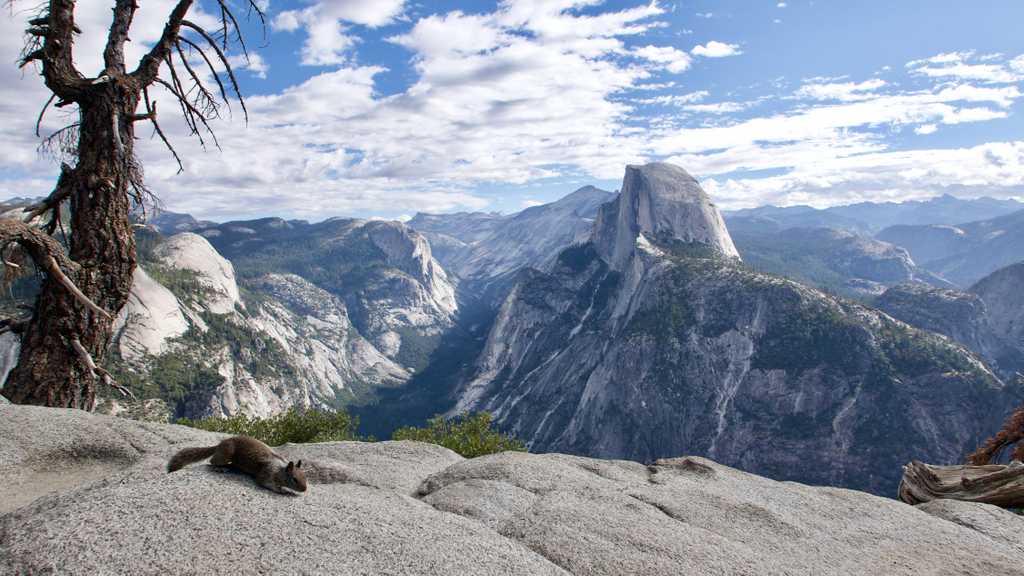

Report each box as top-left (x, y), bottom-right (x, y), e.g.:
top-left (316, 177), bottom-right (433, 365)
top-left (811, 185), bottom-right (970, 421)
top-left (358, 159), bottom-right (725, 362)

top-left (297, 460), bottom-right (303, 469)
top-left (287, 461), bottom-right (294, 471)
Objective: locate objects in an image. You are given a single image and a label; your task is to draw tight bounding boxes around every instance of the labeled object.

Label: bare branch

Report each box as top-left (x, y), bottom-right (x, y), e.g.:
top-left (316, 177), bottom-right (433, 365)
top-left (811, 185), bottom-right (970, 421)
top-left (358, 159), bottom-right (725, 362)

top-left (35, 93), bottom-right (56, 138)
top-left (0, 218), bottom-right (110, 320)
top-left (103, 0), bottom-right (138, 73)
top-left (174, 38), bottom-right (220, 119)
top-left (131, 0), bottom-right (196, 86)
top-left (70, 337), bottom-right (136, 400)
top-left (143, 90), bottom-right (184, 174)
top-left (22, 163), bottom-right (74, 224)
top-left (0, 316), bottom-right (30, 336)
top-left (37, 122), bottom-right (79, 164)
top-left (181, 19), bottom-right (248, 122)
top-left (153, 77), bottom-right (220, 150)
top-left (43, 256), bottom-right (112, 320)
top-left (179, 36), bottom-right (231, 113)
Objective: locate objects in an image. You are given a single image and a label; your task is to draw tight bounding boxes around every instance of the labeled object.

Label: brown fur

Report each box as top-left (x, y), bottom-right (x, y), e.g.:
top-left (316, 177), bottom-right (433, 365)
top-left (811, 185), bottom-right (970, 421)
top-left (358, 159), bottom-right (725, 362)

top-left (167, 436), bottom-right (307, 494)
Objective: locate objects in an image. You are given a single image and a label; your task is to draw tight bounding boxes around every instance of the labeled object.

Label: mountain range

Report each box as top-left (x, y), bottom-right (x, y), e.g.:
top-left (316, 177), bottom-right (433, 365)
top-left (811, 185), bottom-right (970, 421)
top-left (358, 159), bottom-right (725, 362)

top-left (1, 167), bottom-right (1021, 496)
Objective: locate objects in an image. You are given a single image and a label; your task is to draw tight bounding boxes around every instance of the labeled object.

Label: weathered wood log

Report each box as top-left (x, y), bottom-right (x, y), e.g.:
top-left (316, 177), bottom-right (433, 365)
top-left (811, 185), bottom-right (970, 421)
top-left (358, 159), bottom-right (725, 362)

top-left (899, 460), bottom-right (1024, 507)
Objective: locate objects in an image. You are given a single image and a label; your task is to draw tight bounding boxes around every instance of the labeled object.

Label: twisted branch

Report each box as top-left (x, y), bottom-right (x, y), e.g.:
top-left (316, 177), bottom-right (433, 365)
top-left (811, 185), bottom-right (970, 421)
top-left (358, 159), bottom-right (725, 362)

top-left (0, 218), bottom-right (110, 320)
top-left (71, 337), bottom-right (135, 400)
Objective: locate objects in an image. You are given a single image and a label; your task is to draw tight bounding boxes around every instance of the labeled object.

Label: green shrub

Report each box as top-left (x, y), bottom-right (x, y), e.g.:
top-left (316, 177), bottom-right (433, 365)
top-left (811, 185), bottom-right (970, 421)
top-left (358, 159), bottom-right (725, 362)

top-left (391, 412), bottom-right (527, 458)
top-left (177, 407), bottom-right (359, 446)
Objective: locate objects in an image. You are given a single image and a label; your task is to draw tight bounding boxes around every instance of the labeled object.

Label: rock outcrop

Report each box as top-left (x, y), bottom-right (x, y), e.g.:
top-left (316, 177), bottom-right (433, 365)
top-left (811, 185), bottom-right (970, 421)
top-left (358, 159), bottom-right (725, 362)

top-left (111, 267), bottom-right (190, 362)
top-left (2, 405), bottom-right (1023, 575)
top-left (152, 232), bottom-right (242, 314)
top-left (971, 262), bottom-right (1024, 353)
top-left (593, 163), bottom-right (739, 270)
top-left (102, 233), bottom-right (411, 420)
top-left (876, 282), bottom-right (1024, 379)
top-left (411, 186), bottom-right (616, 281)
top-left (198, 217), bottom-right (457, 369)
top-left (877, 208), bottom-right (1024, 286)
top-left (453, 162), bottom-right (1019, 496)
top-left (732, 226), bottom-right (950, 297)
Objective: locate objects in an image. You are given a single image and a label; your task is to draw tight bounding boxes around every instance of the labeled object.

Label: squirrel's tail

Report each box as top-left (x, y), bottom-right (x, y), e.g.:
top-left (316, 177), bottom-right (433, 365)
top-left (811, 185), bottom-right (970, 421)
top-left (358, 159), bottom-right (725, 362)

top-left (167, 446), bottom-right (218, 472)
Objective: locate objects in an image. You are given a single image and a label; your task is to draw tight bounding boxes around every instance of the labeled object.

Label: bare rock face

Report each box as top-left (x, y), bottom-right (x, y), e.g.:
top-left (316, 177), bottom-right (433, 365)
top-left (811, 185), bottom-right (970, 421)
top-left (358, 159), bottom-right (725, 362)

top-left (876, 282), bottom-right (1024, 379)
top-left (453, 163), bottom-right (1019, 496)
top-left (2, 405), bottom-right (1023, 576)
top-left (152, 232), bottom-right (242, 314)
top-left (413, 186), bottom-right (617, 281)
top-left (972, 262), bottom-right (1024, 351)
top-left (196, 217), bottom-right (458, 369)
top-left (111, 267), bottom-right (190, 362)
top-left (594, 163), bottom-right (739, 270)
top-left (104, 241), bottom-right (409, 420)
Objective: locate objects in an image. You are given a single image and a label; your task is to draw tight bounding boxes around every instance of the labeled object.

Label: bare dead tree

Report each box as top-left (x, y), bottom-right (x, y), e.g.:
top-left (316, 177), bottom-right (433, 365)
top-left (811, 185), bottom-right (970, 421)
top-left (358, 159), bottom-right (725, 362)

top-left (1, 0), bottom-right (263, 409)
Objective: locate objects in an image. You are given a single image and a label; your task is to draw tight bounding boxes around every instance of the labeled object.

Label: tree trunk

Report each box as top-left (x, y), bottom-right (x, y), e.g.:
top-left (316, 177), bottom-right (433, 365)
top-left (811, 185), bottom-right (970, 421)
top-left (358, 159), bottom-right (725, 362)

top-left (1, 81), bottom-right (138, 409)
top-left (899, 460), bottom-right (1024, 508)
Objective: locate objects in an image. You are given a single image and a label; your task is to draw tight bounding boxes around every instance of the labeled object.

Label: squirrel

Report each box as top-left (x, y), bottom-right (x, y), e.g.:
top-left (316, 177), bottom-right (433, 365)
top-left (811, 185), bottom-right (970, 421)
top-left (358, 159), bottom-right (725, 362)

top-left (167, 435), bottom-right (307, 494)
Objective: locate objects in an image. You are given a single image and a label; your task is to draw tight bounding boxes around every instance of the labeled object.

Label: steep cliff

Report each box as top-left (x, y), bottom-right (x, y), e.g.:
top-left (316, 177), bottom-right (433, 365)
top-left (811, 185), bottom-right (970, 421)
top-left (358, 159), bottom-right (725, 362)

top-left (411, 186), bottom-right (616, 281)
top-left (104, 233), bottom-right (409, 419)
top-left (733, 227), bottom-right (950, 298)
top-left (453, 163), bottom-right (1018, 495)
top-left (876, 283), bottom-right (1024, 379)
top-left (197, 217), bottom-right (457, 370)
top-left (877, 209), bottom-right (1024, 286)
top-left (971, 262), bottom-right (1024, 353)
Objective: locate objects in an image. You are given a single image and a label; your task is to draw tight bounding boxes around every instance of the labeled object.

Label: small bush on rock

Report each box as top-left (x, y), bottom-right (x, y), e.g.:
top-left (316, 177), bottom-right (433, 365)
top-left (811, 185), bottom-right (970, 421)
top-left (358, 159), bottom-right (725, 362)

top-left (391, 412), bottom-right (526, 458)
top-left (177, 408), bottom-right (359, 446)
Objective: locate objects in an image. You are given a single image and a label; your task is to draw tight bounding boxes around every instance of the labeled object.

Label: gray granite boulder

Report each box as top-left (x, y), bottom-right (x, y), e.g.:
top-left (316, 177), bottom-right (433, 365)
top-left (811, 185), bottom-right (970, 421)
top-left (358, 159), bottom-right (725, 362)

top-left (1, 405), bottom-right (1023, 575)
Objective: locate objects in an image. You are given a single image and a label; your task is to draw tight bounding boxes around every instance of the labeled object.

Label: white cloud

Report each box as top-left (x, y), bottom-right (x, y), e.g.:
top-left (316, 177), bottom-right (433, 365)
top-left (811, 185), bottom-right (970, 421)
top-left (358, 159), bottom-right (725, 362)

top-left (634, 45), bottom-right (693, 73)
top-left (652, 84), bottom-right (1020, 161)
top-left (700, 141), bottom-right (1024, 209)
top-left (635, 90), bottom-right (708, 105)
top-left (795, 79), bottom-right (887, 102)
top-left (1010, 54), bottom-right (1024, 74)
top-left (2, 3), bottom-right (1023, 221)
top-left (390, 11), bottom-right (506, 57)
top-left (777, 2), bottom-right (787, 7)
top-left (907, 50), bottom-right (1024, 84)
top-left (275, 0), bottom-right (406, 66)
top-left (691, 41), bottom-right (742, 58)
top-left (680, 102), bottom-right (750, 114)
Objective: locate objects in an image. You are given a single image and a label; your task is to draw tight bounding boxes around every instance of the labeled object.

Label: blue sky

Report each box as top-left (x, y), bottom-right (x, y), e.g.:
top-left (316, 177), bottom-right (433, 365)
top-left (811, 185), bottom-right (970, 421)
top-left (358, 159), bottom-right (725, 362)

top-left (1, 0), bottom-right (1022, 221)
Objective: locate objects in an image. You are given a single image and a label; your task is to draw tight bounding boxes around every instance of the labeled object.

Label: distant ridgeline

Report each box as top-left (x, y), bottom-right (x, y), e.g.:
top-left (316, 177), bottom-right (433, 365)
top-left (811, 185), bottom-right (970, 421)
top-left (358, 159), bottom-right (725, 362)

top-left (1, 168), bottom-right (1021, 496)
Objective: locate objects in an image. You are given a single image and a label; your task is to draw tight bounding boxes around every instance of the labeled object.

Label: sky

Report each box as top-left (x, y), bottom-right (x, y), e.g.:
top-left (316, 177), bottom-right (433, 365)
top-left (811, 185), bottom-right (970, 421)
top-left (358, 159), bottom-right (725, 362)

top-left (0, 0), bottom-right (1022, 222)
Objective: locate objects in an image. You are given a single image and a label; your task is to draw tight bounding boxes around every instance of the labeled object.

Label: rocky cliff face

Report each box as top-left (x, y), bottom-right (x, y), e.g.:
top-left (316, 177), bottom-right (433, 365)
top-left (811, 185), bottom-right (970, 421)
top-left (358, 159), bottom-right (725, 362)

top-left (197, 217), bottom-right (457, 371)
top-left (874, 263), bottom-right (1024, 380)
top-left (733, 226), bottom-right (950, 298)
top-left (3, 405), bottom-right (1024, 575)
top-left (151, 232), bottom-right (243, 314)
top-left (875, 283), bottom-right (1024, 379)
top-left (111, 267), bottom-right (191, 362)
top-left (453, 163), bottom-right (1018, 495)
top-left (971, 262), bottom-right (1024, 354)
top-left (593, 163), bottom-right (738, 270)
top-left (877, 209), bottom-right (1024, 286)
top-left (103, 233), bottom-right (410, 420)
top-left (411, 186), bottom-right (616, 281)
